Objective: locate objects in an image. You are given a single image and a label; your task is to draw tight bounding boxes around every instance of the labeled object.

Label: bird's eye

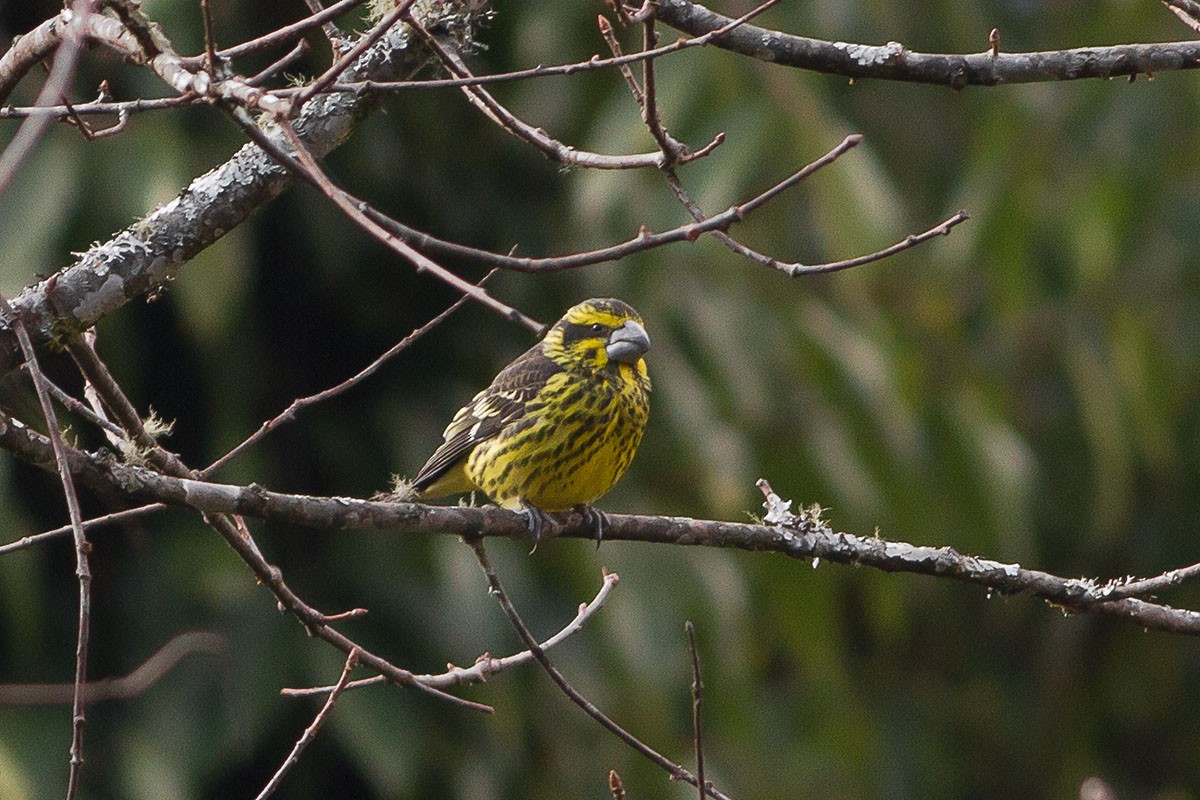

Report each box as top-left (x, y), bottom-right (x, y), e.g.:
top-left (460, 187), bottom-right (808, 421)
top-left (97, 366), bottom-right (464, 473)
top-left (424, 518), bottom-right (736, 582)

top-left (591, 322), bottom-right (605, 333)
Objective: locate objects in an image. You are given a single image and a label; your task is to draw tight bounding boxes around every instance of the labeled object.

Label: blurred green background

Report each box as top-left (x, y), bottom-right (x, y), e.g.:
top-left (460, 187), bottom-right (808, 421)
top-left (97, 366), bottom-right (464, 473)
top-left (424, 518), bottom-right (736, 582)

top-left (3, 0), bottom-right (1200, 797)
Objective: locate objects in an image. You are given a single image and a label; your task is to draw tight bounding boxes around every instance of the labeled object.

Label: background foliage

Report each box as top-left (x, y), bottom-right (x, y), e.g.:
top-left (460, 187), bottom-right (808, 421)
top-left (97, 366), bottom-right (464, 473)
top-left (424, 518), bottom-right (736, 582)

top-left (2, 0), bottom-right (1200, 798)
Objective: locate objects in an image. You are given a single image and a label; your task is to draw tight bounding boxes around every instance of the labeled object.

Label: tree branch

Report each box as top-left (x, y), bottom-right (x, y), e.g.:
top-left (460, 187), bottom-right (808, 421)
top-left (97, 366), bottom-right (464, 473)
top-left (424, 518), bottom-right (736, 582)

top-left (0, 1), bottom-right (485, 381)
top-left (0, 631), bottom-right (225, 705)
top-left (656, 0), bottom-right (1200, 88)
top-left (5, 413), bottom-right (1198, 637)
top-left (282, 569), bottom-right (620, 696)
top-left (468, 539), bottom-right (734, 800)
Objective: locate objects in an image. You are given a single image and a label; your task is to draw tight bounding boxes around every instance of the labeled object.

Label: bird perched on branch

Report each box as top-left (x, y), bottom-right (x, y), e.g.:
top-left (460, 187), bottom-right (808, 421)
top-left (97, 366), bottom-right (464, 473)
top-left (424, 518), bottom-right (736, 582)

top-left (411, 298), bottom-right (651, 540)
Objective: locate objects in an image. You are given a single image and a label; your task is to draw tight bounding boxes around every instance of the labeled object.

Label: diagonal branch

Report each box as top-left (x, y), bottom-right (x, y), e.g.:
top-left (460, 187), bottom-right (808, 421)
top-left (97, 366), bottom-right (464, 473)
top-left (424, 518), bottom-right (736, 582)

top-left (283, 569), bottom-right (620, 696)
top-left (468, 539), bottom-right (735, 800)
top-left (404, 13), bottom-right (681, 170)
top-left (60, 335), bottom-right (489, 712)
top-left (254, 649), bottom-right (359, 800)
top-left (0, 285), bottom-right (93, 797)
top-left (0, 1), bottom-right (486, 382)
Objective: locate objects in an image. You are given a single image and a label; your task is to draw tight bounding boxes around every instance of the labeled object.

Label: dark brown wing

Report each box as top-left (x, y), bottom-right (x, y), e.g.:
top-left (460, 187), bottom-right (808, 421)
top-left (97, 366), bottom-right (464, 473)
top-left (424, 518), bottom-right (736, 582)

top-left (411, 346), bottom-right (561, 492)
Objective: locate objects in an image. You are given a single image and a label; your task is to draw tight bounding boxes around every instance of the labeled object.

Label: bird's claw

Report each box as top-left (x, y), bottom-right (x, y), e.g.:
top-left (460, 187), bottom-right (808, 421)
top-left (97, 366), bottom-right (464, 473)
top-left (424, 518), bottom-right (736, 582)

top-left (574, 504), bottom-right (608, 548)
top-left (519, 502), bottom-right (553, 554)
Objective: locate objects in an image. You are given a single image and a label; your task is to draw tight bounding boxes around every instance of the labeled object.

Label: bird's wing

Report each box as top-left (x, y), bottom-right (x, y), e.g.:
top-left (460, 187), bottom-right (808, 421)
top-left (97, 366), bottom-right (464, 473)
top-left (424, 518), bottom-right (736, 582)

top-left (412, 348), bottom-right (560, 492)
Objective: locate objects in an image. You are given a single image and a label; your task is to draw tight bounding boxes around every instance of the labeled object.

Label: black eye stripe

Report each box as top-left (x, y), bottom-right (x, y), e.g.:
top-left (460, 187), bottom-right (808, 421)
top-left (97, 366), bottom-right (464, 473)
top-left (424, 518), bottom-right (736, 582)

top-left (558, 321), bottom-right (608, 345)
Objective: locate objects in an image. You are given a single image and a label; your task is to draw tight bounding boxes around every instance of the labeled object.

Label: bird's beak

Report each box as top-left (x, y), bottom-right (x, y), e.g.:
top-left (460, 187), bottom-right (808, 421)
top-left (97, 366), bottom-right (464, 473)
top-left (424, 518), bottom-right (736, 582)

top-left (605, 320), bottom-right (651, 365)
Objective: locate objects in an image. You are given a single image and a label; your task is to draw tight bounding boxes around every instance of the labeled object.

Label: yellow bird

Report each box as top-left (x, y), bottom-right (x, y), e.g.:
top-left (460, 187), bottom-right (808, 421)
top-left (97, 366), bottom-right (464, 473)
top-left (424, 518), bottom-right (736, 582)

top-left (412, 298), bottom-right (651, 539)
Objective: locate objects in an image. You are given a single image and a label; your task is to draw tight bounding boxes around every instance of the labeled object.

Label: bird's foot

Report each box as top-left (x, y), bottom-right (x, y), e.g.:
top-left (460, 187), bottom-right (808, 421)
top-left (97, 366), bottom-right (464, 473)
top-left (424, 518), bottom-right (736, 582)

top-left (574, 504), bottom-right (608, 548)
top-left (519, 502), bottom-right (554, 554)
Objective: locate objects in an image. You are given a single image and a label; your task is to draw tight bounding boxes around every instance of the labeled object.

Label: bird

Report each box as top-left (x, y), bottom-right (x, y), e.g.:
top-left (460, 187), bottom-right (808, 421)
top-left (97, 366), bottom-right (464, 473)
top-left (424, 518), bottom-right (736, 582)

top-left (411, 297), bottom-right (651, 541)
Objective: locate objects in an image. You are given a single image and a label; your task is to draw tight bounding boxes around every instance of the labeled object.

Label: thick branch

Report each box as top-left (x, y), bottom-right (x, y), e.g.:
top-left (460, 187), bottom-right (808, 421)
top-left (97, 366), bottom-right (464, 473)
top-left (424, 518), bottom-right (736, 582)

top-left (0, 4), bottom-right (476, 380)
top-left (656, 0), bottom-right (1200, 87)
top-left (5, 414), bottom-right (1198, 637)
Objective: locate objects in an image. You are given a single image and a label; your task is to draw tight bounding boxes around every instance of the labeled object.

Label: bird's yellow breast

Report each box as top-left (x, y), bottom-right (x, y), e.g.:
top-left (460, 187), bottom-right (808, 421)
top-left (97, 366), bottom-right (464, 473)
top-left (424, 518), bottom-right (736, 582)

top-left (464, 364), bottom-right (648, 511)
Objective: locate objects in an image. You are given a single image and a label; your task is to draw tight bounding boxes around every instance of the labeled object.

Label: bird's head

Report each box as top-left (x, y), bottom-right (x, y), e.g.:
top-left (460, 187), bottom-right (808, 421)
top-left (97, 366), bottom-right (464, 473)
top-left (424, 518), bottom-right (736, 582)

top-left (543, 298), bottom-right (651, 377)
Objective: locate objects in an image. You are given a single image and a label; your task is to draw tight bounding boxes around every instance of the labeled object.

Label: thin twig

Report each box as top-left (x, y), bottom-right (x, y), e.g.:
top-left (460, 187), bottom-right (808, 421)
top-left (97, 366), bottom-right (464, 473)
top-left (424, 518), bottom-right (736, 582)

top-left (296, 0), bottom-right (350, 53)
top-left (28, 369), bottom-right (127, 440)
top-left (0, 632), bottom-right (225, 705)
top-left (254, 649), bottom-right (359, 800)
top-left (206, 274), bottom-right (487, 475)
top-left (0, 285), bottom-right (93, 799)
top-left (174, 0), bottom-right (366, 67)
top-left (246, 40), bottom-right (311, 86)
top-left (0, 96), bottom-right (194, 120)
top-left (640, 13), bottom-right (688, 163)
top-left (283, 569), bottom-right (621, 696)
top-left (467, 538), bottom-right (734, 800)
top-left (597, 15), bottom-right (644, 103)
top-left (233, 109), bottom-right (543, 332)
top-left (63, 333), bottom-right (489, 713)
top-left (1163, 0), bottom-right (1200, 33)
top-left (686, 621), bottom-right (706, 800)
top-left (776, 210), bottom-right (971, 276)
top-left (0, 3), bottom-right (88, 199)
top-left (199, 0), bottom-right (219, 81)
top-left (292, 0), bottom-right (416, 111)
top-left (406, 15), bottom-right (674, 170)
top-left (0, 504), bottom-right (169, 556)
top-left (1098, 562), bottom-right (1200, 601)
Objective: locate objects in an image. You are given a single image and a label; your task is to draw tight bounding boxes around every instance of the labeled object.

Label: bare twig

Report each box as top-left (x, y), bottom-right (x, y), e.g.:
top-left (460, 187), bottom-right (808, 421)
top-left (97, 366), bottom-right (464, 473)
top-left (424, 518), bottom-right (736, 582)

top-left (246, 40), bottom-right (311, 86)
top-left (238, 111), bottom-right (543, 332)
top-left (0, 4), bottom-right (88, 198)
top-left (254, 649), bottom-right (359, 800)
top-left (176, 0), bottom-right (366, 66)
top-left (405, 14), bottom-right (675, 170)
top-left (775, 210), bottom-right (971, 276)
top-left (62, 335), bottom-right (489, 713)
top-left (292, 0), bottom-right (416, 110)
top-left (609, 770), bottom-right (627, 800)
top-left (61, 95), bottom-right (130, 140)
top-left (686, 621), bottom-right (706, 800)
top-left (0, 632), bottom-right (225, 705)
top-left (467, 538), bottom-right (734, 800)
top-left (0, 284), bottom-right (93, 798)
top-left (28, 369), bottom-right (126, 440)
top-left (206, 274), bottom-right (487, 475)
top-left (638, 15), bottom-right (685, 161)
top-left (0, 95), bottom-right (194, 120)
top-left (0, 504), bottom-right (169, 556)
top-left (597, 15), bottom-right (644, 102)
top-left (284, 569), bottom-right (620, 696)
top-left (1097, 562), bottom-right (1200, 601)
top-left (296, 0), bottom-right (351, 53)
top-left (1163, 0), bottom-right (1200, 33)
top-left (199, 0), bottom-right (220, 81)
